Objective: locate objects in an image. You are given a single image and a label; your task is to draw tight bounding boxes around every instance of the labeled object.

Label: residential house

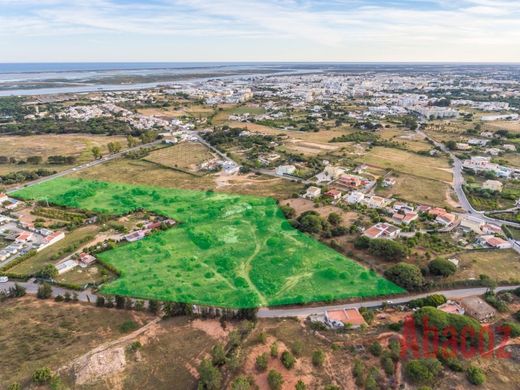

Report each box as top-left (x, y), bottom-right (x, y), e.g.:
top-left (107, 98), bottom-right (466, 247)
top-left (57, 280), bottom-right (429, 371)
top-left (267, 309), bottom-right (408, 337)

top-left (363, 196), bottom-right (388, 209)
top-left (325, 308), bottom-right (367, 329)
top-left (37, 231), bottom-right (65, 252)
top-left (392, 211), bottom-right (418, 225)
top-left (459, 297), bottom-right (496, 323)
top-left (323, 165), bottom-right (346, 180)
top-left (304, 186), bottom-right (321, 199)
top-left (482, 180), bottom-right (503, 192)
top-left (79, 252), bottom-right (96, 267)
top-left (124, 230), bottom-right (147, 242)
top-left (363, 223), bottom-right (401, 240)
top-left (56, 259), bottom-right (78, 275)
top-left (436, 212), bottom-right (457, 226)
top-left (481, 223), bottom-right (502, 235)
top-left (345, 191), bottom-right (365, 205)
top-left (382, 177), bottom-right (396, 187)
top-left (324, 189), bottom-right (342, 201)
top-left (15, 231), bottom-right (33, 243)
top-left (275, 165), bottom-right (296, 176)
top-left (438, 300), bottom-right (465, 315)
top-left (337, 174), bottom-right (366, 189)
top-left (0, 193), bottom-right (8, 204)
top-left (478, 235), bottom-right (512, 249)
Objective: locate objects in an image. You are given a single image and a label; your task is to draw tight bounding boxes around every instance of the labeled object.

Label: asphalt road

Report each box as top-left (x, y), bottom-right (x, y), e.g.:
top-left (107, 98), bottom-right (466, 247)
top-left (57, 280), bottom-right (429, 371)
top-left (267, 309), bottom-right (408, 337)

top-left (0, 279), bottom-right (97, 303)
top-left (257, 285), bottom-right (520, 318)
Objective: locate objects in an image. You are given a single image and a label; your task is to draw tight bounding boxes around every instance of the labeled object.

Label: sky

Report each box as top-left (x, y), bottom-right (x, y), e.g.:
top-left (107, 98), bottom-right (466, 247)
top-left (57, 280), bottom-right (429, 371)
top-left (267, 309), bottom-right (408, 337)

top-left (1, 0), bottom-right (520, 62)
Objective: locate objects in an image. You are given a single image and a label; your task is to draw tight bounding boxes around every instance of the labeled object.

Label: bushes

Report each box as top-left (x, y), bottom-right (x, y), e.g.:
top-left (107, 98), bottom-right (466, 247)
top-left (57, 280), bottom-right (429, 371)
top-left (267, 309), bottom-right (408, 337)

top-left (36, 283), bottom-right (52, 299)
top-left (32, 367), bottom-right (53, 385)
top-left (198, 359), bottom-right (222, 390)
top-left (119, 320), bottom-right (138, 333)
top-left (428, 258), bottom-right (457, 277)
top-left (466, 366), bottom-right (486, 385)
top-left (369, 341), bottom-right (383, 357)
top-left (408, 294), bottom-right (447, 309)
top-left (404, 359), bottom-right (442, 385)
top-left (281, 351), bottom-right (296, 369)
top-left (35, 264), bottom-right (59, 279)
top-left (355, 236), bottom-right (407, 261)
top-left (312, 349), bottom-right (325, 367)
top-left (255, 353), bottom-right (268, 372)
top-left (484, 291), bottom-right (509, 313)
top-left (267, 370), bottom-right (284, 390)
top-left (384, 263), bottom-right (425, 290)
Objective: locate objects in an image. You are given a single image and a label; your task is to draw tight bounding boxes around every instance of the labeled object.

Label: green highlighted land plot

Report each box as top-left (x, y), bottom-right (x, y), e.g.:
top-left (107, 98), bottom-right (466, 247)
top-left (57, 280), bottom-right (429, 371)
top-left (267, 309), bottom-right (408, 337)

top-left (14, 178), bottom-right (404, 308)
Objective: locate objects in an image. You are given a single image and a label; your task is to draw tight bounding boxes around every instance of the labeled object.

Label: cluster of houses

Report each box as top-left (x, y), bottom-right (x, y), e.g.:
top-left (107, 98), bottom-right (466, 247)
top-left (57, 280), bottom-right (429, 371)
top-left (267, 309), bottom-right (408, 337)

top-left (0, 211), bottom-right (65, 263)
top-left (463, 156), bottom-right (518, 179)
top-left (123, 219), bottom-right (176, 243)
top-left (309, 307), bottom-right (367, 330)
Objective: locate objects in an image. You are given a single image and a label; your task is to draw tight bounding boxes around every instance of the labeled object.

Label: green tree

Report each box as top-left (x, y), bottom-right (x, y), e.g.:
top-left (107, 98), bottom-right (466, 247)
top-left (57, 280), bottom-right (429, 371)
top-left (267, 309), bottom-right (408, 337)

top-left (327, 212), bottom-right (342, 226)
top-left (267, 370), bottom-right (284, 390)
top-left (298, 213), bottom-right (323, 234)
top-left (384, 263), bottom-right (425, 290)
top-left (295, 380), bottom-right (306, 390)
top-left (127, 135), bottom-right (139, 148)
top-left (369, 341), bottom-right (383, 357)
top-left (270, 342), bottom-right (279, 358)
top-left (198, 359), bottom-right (222, 390)
top-left (231, 375), bottom-right (254, 390)
top-left (36, 264), bottom-right (58, 279)
top-left (428, 258), bottom-right (457, 277)
top-left (211, 343), bottom-right (226, 366)
top-left (91, 146), bottom-right (102, 159)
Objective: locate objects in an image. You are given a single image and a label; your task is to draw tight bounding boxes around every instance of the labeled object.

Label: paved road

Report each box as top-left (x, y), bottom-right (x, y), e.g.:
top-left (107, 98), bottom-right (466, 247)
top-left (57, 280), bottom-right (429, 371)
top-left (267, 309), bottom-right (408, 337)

top-left (257, 285), bottom-right (520, 318)
top-left (418, 130), bottom-right (520, 229)
top-left (6, 140), bottom-right (162, 195)
top-left (0, 279), bottom-right (98, 303)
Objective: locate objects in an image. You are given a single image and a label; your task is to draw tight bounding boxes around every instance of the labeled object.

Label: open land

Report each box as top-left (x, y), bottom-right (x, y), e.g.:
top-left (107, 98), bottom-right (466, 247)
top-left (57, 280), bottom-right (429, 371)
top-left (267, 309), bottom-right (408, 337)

top-left (13, 178), bottom-right (404, 308)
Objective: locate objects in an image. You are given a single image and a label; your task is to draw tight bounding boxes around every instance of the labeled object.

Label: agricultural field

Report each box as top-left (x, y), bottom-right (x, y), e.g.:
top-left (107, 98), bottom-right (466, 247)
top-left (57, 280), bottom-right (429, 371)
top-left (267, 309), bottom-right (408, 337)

top-left (14, 178), bottom-right (404, 308)
top-left (144, 142), bottom-right (216, 173)
top-left (357, 146), bottom-right (453, 183)
top-left (0, 297), bottom-right (152, 387)
top-left (445, 249), bottom-right (520, 284)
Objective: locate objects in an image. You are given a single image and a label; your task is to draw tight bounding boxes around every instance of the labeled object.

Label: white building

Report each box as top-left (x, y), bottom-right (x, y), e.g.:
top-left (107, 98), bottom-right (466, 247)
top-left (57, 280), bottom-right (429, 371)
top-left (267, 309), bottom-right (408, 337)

top-left (276, 165), bottom-right (296, 176)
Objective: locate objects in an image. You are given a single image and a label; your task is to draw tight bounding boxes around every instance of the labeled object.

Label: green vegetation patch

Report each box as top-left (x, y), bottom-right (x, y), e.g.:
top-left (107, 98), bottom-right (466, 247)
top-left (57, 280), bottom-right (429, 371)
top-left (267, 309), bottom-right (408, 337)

top-left (14, 178), bottom-right (404, 308)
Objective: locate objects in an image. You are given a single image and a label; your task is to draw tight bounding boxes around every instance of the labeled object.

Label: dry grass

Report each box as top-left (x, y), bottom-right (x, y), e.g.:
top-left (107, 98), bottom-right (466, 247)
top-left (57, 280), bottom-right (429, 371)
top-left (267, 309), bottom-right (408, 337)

top-left (447, 249), bottom-right (520, 283)
top-left (357, 146), bottom-right (453, 183)
top-left (73, 158), bottom-right (302, 199)
top-left (375, 173), bottom-right (455, 208)
top-left (483, 120), bottom-right (520, 133)
top-left (144, 142), bottom-right (216, 172)
top-left (0, 297), bottom-right (152, 387)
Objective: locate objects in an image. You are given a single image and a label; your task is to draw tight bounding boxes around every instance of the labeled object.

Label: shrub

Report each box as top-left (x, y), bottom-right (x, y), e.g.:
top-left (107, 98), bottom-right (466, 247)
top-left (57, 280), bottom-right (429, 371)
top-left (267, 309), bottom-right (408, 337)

top-left (466, 366), bottom-right (486, 385)
top-left (369, 341), bottom-right (383, 357)
top-left (267, 370), bottom-right (284, 390)
top-left (281, 350), bottom-right (296, 369)
top-left (211, 343), bottom-right (226, 366)
top-left (119, 320), bottom-right (138, 333)
top-left (255, 353), bottom-right (268, 372)
top-left (359, 307), bottom-right (374, 324)
top-left (312, 349), bottom-right (325, 367)
top-left (127, 341), bottom-right (142, 352)
top-left (35, 264), bottom-right (58, 279)
top-left (408, 294), bottom-right (447, 309)
top-left (295, 380), bottom-right (306, 390)
top-left (198, 359), bottom-right (222, 390)
top-left (36, 283), bottom-right (52, 299)
top-left (7, 383), bottom-right (21, 390)
top-left (404, 359), bottom-right (442, 385)
top-left (270, 342), bottom-right (279, 358)
top-left (231, 375), bottom-right (255, 390)
top-left (32, 367), bottom-right (53, 385)
top-left (381, 355), bottom-right (395, 376)
top-left (291, 340), bottom-right (303, 357)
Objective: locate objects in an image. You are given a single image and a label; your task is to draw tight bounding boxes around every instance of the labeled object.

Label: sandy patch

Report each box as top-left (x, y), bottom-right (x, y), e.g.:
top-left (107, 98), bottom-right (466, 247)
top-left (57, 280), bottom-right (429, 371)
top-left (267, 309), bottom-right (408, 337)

top-left (190, 319), bottom-right (231, 340)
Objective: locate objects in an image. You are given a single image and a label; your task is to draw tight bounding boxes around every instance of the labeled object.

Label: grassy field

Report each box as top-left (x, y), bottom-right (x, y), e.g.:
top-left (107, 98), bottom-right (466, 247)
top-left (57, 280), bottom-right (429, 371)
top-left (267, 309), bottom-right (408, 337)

top-left (446, 249), bottom-right (520, 283)
top-left (14, 178), bottom-right (404, 308)
top-left (376, 173), bottom-right (454, 208)
top-left (144, 142), bottom-right (215, 172)
top-left (357, 146), bottom-right (453, 182)
top-left (0, 297), bottom-right (152, 387)
top-left (9, 225), bottom-right (100, 276)
top-left (72, 158), bottom-right (302, 199)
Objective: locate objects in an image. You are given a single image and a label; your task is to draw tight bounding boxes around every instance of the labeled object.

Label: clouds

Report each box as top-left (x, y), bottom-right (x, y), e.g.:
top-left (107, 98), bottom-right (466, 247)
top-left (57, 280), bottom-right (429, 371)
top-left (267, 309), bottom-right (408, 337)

top-left (1, 0), bottom-right (519, 61)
